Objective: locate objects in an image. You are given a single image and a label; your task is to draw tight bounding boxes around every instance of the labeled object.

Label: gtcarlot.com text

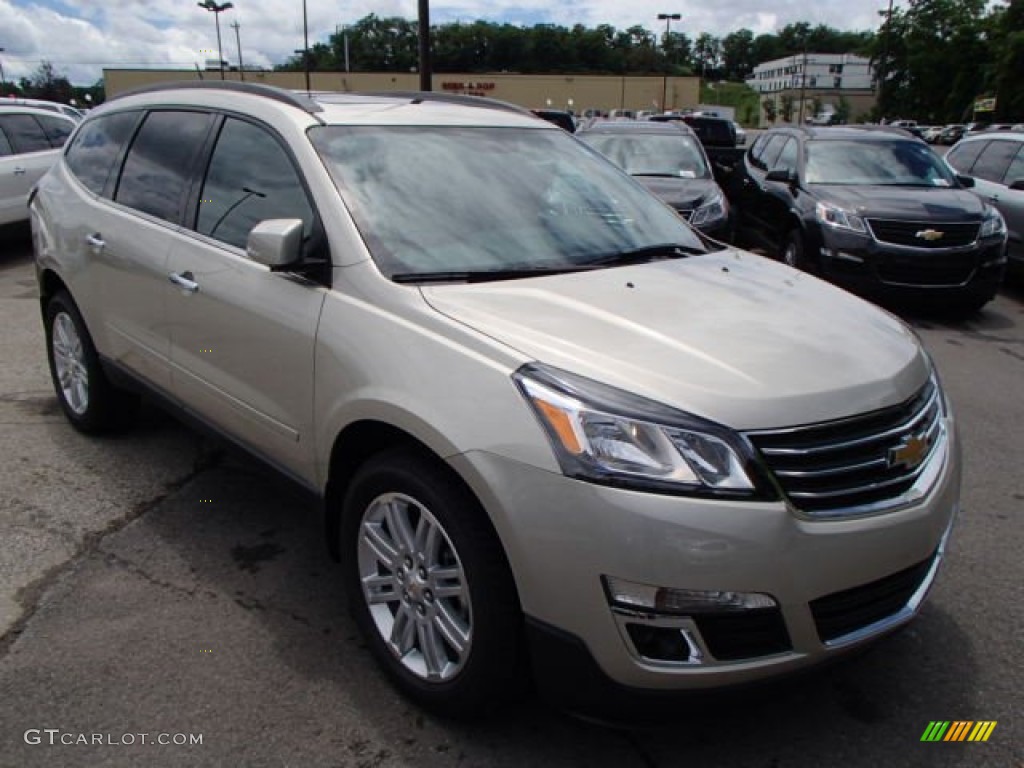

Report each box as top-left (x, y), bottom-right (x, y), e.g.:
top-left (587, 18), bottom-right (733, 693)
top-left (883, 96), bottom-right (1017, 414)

top-left (24, 729), bottom-right (203, 746)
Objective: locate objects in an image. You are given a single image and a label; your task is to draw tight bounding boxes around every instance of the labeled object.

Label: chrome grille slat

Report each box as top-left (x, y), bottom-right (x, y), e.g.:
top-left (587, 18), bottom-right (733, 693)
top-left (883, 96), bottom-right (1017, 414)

top-left (745, 379), bottom-right (943, 516)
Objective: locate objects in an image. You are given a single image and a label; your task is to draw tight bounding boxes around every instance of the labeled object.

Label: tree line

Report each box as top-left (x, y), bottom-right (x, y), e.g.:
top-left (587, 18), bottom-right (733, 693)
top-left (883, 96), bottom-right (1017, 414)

top-left (282, 15), bottom-right (872, 83)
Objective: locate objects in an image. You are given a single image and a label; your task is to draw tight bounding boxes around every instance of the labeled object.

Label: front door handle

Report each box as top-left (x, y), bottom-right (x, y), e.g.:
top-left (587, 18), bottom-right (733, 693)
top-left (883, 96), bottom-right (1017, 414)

top-left (13, 167), bottom-right (26, 176)
top-left (85, 233), bottom-right (105, 251)
top-left (988, 194), bottom-right (1000, 203)
top-left (169, 271), bottom-right (200, 294)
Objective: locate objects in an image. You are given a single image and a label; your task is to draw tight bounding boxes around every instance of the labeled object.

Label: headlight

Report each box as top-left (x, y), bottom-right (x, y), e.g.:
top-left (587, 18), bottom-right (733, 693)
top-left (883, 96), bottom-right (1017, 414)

top-left (689, 191), bottom-right (727, 228)
top-left (513, 363), bottom-right (772, 498)
top-left (815, 201), bottom-right (867, 234)
top-left (979, 207), bottom-right (1006, 238)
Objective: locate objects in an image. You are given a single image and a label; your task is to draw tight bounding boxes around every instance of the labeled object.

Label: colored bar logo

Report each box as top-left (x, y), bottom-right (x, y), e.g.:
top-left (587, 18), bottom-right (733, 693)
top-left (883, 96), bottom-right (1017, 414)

top-left (921, 721), bottom-right (997, 742)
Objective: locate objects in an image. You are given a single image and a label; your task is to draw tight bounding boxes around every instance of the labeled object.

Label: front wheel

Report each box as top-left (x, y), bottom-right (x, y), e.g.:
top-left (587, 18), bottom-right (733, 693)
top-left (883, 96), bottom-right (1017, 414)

top-left (341, 449), bottom-right (524, 717)
top-left (781, 228), bottom-right (815, 273)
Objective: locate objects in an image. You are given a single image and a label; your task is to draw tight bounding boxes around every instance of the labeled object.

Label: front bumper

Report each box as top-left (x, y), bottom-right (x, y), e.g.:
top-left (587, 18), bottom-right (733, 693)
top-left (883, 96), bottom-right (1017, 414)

top-left (815, 228), bottom-right (1006, 304)
top-left (449, 416), bottom-right (960, 699)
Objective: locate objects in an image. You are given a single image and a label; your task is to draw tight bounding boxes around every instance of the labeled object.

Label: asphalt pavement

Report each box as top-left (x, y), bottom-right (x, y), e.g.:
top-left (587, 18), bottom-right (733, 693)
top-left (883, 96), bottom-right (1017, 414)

top-left (0, 224), bottom-right (1021, 767)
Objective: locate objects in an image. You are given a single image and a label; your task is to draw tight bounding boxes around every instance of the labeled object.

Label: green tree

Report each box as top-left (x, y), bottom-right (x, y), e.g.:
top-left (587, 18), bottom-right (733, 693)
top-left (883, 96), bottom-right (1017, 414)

top-left (720, 29), bottom-right (755, 80)
top-left (20, 60), bottom-right (72, 103)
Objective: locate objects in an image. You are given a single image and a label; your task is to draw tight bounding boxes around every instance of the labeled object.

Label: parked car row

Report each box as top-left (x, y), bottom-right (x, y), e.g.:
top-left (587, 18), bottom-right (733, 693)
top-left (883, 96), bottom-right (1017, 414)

top-left (29, 82), bottom-right (962, 719)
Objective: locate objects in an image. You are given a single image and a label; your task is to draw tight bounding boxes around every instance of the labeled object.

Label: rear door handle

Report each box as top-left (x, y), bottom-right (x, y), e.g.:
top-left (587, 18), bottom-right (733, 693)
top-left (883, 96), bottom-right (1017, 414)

top-left (13, 167), bottom-right (26, 176)
top-left (85, 233), bottom-right (105, 251)
top-left (169, 271), bottom-right (200, 294)
top-left (988, 195), bottom-right (1000, 203)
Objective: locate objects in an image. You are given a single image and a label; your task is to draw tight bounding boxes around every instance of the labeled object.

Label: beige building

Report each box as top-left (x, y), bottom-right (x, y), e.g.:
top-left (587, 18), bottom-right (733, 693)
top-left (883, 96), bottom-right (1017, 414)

top-left (758, 87), bottom-right (877, 128)
top-left (102, 69), bottom-right (701, 114)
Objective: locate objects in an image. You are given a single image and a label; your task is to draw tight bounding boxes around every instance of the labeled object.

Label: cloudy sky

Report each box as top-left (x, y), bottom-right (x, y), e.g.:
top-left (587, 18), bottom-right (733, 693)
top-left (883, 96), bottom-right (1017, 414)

top-left (0, 0), bottom-right (895, 85)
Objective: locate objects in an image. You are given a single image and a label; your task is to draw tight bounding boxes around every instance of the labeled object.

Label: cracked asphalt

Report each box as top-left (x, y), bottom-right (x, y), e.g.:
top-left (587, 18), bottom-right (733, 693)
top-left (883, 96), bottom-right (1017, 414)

top-left (1, 224), bottom-right (1021, 767)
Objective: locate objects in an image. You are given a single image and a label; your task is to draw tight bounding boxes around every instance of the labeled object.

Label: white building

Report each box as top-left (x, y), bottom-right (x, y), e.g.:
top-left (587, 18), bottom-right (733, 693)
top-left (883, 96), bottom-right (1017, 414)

top-left (746, 53), bottom-right (874, 94)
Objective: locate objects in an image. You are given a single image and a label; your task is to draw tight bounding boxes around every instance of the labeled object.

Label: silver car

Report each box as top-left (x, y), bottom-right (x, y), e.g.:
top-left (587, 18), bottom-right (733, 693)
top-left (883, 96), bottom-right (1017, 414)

top-left (0, 106), bottom-right (76, 226)
top-left (944, 131), bottom-right (1024, 271)
top-left (31, 83), bottom-right (960, 718)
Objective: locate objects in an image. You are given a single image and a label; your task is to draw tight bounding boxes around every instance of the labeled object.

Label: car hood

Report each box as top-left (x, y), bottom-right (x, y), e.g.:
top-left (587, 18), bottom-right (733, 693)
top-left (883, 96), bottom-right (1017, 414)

top-left (422, 250), bottom-right (929, 430)
top-left (632, 176), bottom-right (720, 209)
top-left (814, 184), bottom-right (986, 220)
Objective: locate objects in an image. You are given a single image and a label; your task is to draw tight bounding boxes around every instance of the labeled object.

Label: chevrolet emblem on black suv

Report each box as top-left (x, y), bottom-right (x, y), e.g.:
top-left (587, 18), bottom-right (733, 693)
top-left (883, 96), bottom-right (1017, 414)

top-left (915, 229), bottom-right (945, 242)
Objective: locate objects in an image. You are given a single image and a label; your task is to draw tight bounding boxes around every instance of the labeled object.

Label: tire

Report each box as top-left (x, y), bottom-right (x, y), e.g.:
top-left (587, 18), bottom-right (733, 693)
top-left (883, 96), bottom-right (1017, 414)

top-left (340, 448), bottom-right (525, 717)
top-left (781, 228), bottom-right (814, 273)
top-left (44, 290), bottom-right (137, 433)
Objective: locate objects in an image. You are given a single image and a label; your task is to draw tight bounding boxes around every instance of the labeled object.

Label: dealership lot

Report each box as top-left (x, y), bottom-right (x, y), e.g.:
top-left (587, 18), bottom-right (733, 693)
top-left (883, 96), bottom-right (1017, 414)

top-left (0, 226), bottom-right (1021, 767)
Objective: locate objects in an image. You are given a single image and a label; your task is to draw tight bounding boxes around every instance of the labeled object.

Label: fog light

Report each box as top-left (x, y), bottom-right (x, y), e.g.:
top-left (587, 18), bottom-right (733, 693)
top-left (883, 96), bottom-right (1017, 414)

top-left (604, 576), bottom-right (777, 614)
top-left (625, 623), bottom-right (702, 662)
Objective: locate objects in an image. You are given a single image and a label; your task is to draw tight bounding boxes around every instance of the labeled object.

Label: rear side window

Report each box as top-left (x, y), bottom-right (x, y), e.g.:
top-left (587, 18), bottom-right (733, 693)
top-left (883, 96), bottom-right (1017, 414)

top-left (115, 110), bottom-right (213, 223)
top-left (1003, 146), bottom-right (1024, 185)
top-left (195, 117), bottom-right (314, 249)
top-left (66, 112), bottom-right (141, 196)
top-left (0, 114), bottom-right (52, 153)
top-left (0, 130), bottom-right (11, 156)
top-left (970, 140), bottom-right (1018, 183)
top-left (945, 140), bottom-right (987, 174)
top-left (36, 115), bottom-right (74, 147)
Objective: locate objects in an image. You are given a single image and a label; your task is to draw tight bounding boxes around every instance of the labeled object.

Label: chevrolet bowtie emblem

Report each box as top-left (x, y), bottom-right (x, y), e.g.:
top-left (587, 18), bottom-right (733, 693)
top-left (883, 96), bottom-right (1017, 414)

top-left (915, 229), bottom-right (944, 241)
top-left (888, 433), bottom-right (930, 470)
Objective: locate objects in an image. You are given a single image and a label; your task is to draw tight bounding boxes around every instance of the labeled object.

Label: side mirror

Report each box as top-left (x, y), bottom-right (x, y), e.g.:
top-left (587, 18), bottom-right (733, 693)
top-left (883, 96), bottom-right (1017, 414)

top-left (1009, 179), bottom-right (1024, 191)
top-left (956, 174), bottom-right (975, 188)
top-left (765, 168), bottom-right (797, 184)
top-left (246, 219), bottom-right (303, 269)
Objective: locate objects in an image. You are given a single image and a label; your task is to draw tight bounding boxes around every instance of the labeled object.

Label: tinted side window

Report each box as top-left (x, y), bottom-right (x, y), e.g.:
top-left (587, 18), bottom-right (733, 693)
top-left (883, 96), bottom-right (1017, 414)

top-left (66, 112), bottom-right (141, 196)
top-left (971, 140), bottom-right (1018, 183)
top-left (115, 111), bottom-right (213, 223)
top-left (0, 129), bottom-right (11, 156)
top-left (0, 114), bottom-right (52, 153)
top-left (749, 134), bottom-right (771, 169)
top-left (196, 118), bottom-right (314, 249)
top-left (774, 138), bottom-right (798, 171)
top-left (945, 140), bottom-right (987, 174)
top-left (1003, 146), bottom-right (1024, 185)
top-left (36, 115), bottom-right (74, 147)
top-left (759, 135), bottom-right (788, 170)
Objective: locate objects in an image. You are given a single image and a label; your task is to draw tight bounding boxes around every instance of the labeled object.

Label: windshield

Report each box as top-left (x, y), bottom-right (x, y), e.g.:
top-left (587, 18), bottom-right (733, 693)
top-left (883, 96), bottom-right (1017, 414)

top-left (805, 140), bottom-right (956, 186)
top-left (309, 126), bottom-right (704, 279)
top-left (579, 132), bottom-right (711, 179)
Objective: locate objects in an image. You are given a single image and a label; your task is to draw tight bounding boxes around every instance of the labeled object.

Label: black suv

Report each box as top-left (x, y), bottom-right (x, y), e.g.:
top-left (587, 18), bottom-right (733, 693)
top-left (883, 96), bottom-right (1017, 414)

top-left (730, 125), bottom-right (1008, 310)
top-left (577, 120), bottom-right (733, 240)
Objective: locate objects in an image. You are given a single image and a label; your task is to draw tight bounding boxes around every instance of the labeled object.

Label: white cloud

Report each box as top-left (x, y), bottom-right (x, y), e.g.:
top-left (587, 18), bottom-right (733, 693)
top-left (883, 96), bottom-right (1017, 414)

top-left (0, 0), bottom-right (887, 85)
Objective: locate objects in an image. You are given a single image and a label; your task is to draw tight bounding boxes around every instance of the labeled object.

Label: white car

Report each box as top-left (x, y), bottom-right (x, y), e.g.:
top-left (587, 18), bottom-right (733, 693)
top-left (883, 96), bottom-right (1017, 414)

top-left (0, 106), bottom-right (76, 226)
top-left (4, 98), bottom-right (85, 122)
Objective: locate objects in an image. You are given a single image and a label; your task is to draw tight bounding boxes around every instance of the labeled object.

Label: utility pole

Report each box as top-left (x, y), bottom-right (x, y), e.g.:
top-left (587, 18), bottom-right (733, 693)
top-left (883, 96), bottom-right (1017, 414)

top-left (0, 47), bottom-right (6, 92)
top-left (879, 0), bottom-right (895, 119)
top-left (230, 20), bottom-right (244, 81)
top-left (302, 0), bottom-right (311, 91)
top-left (417, 0), bottom-right (432, 91)
top-left (798, 36), bottom-right (808, 125)
top-left (197, 1), bottom-right (234, 81)
top-left (657, 13), bottom-right (681, 112)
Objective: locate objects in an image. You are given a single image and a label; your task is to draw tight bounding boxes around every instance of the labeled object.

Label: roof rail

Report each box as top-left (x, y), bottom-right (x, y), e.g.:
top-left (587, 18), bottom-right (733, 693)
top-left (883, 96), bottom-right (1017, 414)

top-left (109, 80), bottom-right (323, 113)
top-left (357, 90), bottom-right (533, 116)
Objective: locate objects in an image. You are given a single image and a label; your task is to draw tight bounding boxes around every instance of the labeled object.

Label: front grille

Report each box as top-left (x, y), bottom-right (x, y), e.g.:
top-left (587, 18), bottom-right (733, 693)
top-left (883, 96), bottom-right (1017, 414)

top-left (810, 554), bottom-right (934, 643)
top-left (867, 219), bottom-right (979, 249)
top-left (876, 251), bottom-right (977, 286)
top-left (693, 609), bottom-right (792, 660)
top-left (746, 379), bottom-right (942, 515)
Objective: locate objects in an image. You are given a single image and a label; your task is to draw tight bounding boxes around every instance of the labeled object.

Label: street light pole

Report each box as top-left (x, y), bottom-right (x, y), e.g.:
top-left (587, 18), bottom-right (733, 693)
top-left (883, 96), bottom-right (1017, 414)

top-left (197, 0), bottom-right (234, 80)
top-left (798, 40), bottom-right (808, 125)
top-left (302, 0), bottom-right (310, 92)
top-left (657, 13), bottom-right (681, 113)
top-left (230, 20), bottom-right (244, 81)
top-left (0, 47), bottom-right (6, 92)
top-left (418, 0), bottom-right (432, 91)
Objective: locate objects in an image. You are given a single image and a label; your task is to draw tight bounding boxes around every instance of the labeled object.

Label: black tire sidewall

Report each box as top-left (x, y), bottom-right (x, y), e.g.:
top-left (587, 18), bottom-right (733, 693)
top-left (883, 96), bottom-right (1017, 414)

top-left (340, 450), bottom-right (523, 717)
top-left (44, 291), bottom-right (116, 433)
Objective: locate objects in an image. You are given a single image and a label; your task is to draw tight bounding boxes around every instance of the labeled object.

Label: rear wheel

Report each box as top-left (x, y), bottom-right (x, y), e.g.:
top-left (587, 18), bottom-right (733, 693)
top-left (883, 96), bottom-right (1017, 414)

top-left (44, 290), bottom-right (136, 433)
top-left (341, 449), bottom-right (524, 717)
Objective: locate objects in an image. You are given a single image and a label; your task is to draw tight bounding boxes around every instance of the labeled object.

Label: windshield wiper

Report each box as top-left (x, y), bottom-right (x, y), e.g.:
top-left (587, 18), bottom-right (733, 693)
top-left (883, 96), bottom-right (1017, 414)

top-left (391, 265), bottom-right (593, 284)
top-left (585, 242), bottom-right (706, 267)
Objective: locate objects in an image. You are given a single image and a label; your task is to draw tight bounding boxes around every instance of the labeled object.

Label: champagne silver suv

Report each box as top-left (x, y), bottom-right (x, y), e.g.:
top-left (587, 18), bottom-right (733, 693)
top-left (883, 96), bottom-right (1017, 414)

top-left (31, 83), bottom-right (960, 718)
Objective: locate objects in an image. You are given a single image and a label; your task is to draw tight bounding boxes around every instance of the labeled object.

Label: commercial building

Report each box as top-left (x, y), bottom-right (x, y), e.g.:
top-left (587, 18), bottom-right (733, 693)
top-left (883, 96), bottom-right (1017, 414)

top-left (745, 53), bottom-right (876, 127)
top-left (102, 69), bottom-right (701, 115)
